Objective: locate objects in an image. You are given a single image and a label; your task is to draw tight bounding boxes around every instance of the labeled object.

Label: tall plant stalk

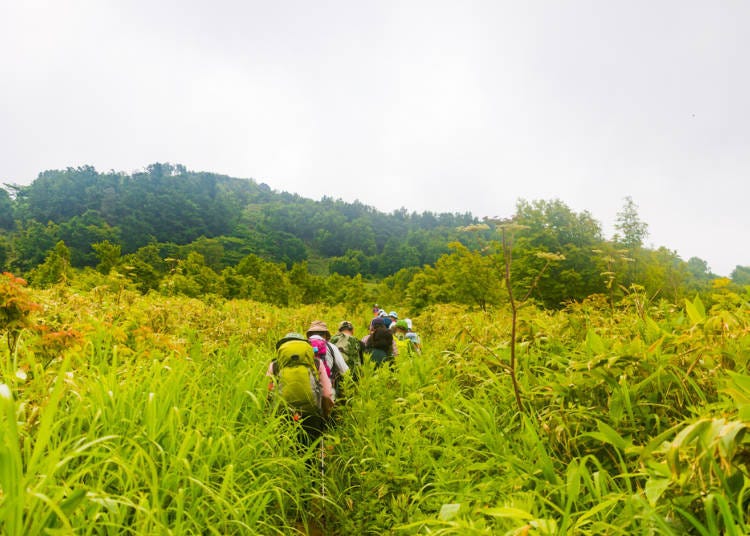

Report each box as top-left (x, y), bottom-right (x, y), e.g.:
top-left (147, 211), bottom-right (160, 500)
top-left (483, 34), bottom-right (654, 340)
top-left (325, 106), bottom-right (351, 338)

top-left (494, 221), bottom-right (563, 415)
top-left (501, 225), bottom-right (524, 414)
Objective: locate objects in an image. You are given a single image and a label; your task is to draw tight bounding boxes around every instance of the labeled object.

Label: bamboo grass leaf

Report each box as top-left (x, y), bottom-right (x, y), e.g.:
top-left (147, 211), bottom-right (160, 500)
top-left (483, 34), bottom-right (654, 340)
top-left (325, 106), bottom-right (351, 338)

top-left (582, 421), bottom-right (629, 451)
top-left (685, 297), bottom-right (706, 325)
top-left (586, 329), bottom-right (606, 355)
top-left (644, 477), bottom-right (670, 507)
top-left (438, 503), bottom-right (460, 521)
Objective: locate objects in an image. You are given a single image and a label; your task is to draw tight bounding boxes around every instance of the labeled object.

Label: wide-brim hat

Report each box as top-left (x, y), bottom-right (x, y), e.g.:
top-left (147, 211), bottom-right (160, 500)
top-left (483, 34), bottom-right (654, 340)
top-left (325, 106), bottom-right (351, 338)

top-left (306, 320), bottom-right (331, 338)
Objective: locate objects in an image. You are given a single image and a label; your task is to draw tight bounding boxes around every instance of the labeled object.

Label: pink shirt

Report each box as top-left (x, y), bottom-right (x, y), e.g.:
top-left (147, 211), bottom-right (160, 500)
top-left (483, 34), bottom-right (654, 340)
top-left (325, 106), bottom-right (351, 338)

top-left (266, 360), bottom-right (333, 400)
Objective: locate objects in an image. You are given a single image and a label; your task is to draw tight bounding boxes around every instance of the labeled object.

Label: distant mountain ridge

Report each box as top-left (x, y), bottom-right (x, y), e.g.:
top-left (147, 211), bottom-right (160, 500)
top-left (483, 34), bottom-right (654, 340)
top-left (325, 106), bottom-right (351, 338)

top-left (2, 162), bottom-right (477, 276)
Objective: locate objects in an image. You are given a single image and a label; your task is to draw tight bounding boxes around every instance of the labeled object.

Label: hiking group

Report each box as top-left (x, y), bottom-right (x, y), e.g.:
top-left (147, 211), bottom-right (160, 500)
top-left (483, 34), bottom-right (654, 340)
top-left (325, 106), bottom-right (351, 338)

top-left (267, 306), bottom-right (422, 446)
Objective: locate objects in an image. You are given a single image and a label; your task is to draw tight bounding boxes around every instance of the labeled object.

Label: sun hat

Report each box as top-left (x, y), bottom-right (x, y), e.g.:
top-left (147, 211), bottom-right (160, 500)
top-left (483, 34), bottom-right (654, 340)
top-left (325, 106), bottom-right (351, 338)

top-left (338, 320), bottom-right (354, 332)
top-left (395, 319), bottom-right (408, 331)
top-left (389, 311), bottom-right (398, 319)
top-left (370, 317), bottom-right (386, 329)
top-left (306, 320), bottom-right (331, 338)
top-left (378, 310), bottom-right (387, 317)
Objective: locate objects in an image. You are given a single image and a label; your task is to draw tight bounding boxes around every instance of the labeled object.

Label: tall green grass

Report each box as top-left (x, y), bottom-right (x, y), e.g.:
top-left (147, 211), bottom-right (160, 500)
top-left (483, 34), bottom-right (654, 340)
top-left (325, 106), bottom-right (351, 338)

top-left (1, 287), bottom-right (749, 533)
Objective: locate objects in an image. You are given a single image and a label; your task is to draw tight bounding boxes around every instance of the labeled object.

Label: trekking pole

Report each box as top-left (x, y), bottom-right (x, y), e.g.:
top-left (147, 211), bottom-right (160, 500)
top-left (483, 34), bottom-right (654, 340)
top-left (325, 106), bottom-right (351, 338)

top-left (319, 434), bottom-right (327, 530)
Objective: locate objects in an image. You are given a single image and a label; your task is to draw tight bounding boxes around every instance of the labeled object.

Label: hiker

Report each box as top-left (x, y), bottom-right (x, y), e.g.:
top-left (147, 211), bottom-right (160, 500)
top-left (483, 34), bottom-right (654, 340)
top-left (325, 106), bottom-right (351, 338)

top-left (362, 317), bottom-right (395, 368)
top-left (387, 311), bottom-right (399, 332)
top-left (379, 309), bottom-right (393, 329)
top-left (394, 319), bottom-right (418, 357)
top-left (267, 333), bottom-right (333, 447)
top-left (306, 320), bottom-right (349, 399)
top-left (404, 318), bottom-right (422, 354)
top-left (330, 320), bottom-right (364, 378)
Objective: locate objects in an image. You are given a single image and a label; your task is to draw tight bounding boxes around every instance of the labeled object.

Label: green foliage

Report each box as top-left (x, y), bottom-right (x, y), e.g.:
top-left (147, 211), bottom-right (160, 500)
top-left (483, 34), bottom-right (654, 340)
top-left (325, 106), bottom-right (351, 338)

top-left (614, 195), bottom-right (649, 250)
top-left (29, 241), bottom-right (72, 288)
top-left (9, 220), bottom-right (59, 273)
top-left (0, 235), bottom-right (10, 272)
top-left (0, 188), bottom-right (15, 231)
top-left (8, 164), bottom-right (473, 280)
top-left (91, 240), bottom-right (122, 274)
top-left (731, 265), bottom-right (750, 286)
top-left (1, 282), bottom-right (750, 533)
top-left (513, 199), bottom-right (604, 307)
top-left (1, 164), bottom-right (736, 310)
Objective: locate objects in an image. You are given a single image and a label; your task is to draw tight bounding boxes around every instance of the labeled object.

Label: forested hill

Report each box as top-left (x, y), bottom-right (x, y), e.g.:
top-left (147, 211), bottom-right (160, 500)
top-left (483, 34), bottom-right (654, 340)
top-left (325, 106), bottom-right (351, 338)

top-left (1, 163), bottom-right (748, 309)
top-left (0, 163), bottom-right (475, 275)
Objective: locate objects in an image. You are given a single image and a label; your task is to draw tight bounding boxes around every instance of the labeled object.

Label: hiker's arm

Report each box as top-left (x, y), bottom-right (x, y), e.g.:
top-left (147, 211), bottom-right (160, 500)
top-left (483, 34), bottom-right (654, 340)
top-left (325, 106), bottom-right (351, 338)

top-left (317, 360), bottom-right (333, 400)
top-left (321, 395), bottom-right (334, 418)
top-left (317, 360), bottom-right (334, 417)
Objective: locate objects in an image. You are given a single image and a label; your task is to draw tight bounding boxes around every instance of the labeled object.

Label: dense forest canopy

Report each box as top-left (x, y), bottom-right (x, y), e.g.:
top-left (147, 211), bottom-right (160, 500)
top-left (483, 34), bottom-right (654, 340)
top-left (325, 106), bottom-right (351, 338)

top-left (0, 163), bottom-right (747, 308)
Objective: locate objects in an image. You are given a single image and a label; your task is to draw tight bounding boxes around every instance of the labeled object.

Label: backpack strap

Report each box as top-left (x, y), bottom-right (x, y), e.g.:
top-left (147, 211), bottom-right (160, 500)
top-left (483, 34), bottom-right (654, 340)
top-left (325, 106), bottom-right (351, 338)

top-left (325, 342), bottom-right (340, 376)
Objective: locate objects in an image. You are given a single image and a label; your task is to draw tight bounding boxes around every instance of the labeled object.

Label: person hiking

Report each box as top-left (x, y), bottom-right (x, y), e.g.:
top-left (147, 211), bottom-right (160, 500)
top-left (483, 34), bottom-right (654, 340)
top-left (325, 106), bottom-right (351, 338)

top-left (330, 320), bottom-right (364, 378)
top-left (404, 318), bottom-right (422, 354)
top-left (267, 333), bottom-right (333, 447)
top-left (387, 311), bottom-right (399, 332)
top-left (394, 319), bottom-right (418, 357)
top-left (379, 309), bottom-right (393, 329)
top-left (306, 320), bottom-right (349, 399)
top-left (362, 317), bottom-right (395, 368)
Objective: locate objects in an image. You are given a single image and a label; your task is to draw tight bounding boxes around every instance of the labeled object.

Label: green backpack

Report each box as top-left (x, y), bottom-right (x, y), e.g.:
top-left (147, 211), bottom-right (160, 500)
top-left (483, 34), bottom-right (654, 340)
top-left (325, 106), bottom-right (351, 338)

top-left (330, 332), bottom-right (362, 369)
top-left (395, 335), bottom-right (416, 358)
top-left (272, 337), bottom-right (322, 416)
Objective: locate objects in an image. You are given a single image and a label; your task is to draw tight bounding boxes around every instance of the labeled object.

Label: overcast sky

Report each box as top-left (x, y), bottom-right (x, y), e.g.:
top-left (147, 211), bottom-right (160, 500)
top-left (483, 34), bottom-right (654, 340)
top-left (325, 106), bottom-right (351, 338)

top-left (1, 1), bottom-right (747, 276)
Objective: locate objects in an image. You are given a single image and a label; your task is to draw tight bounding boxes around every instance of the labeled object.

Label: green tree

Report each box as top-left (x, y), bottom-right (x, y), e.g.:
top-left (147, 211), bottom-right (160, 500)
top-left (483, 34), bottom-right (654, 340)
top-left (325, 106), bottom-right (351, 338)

top-left (288, 261), bottom-right (325, 304)
top-left (232, 253), bottom-right (292, 305)
top-left (615, 196), bottom-right (649, 250)
top-left (731, 265), bottom-right (750, 286)
top-left (0, 188), bottom-right (15, 230)
top-left (0, 234), bottom-right (10, 271)
top-left (639, 247), bottom-right (689, 303)
top-left (30, 241), bottom-right (72, 288)
top-left (121, 243), bottom-right (168, 293)
top-left (514, 199), bottom-right (604, 306)
top-left (323, 273), bottom-right (367, 310)
top-left (160, 251), bottom-right (224, 297)
top-left (57, 211), bottom-right (121, 267)
top-left (432, 242), bottom-right (504, 311)
top-left (92, 240), bottom-right (122, 275)
top-left (11, 220), bottom-right (59, 273)
top-left (330, 249), bottom-right (366, 277)
top-left (613, 196), bottom-right (649, 288)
